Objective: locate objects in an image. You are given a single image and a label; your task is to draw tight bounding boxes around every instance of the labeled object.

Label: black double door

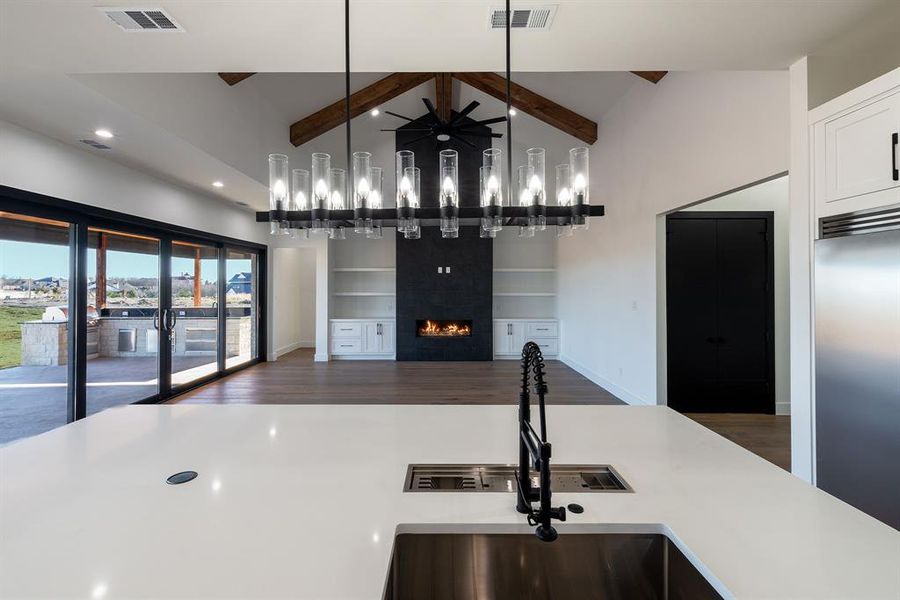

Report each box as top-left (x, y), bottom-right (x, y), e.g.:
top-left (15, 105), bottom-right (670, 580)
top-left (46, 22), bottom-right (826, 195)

top-left (666, 212), bottom-right (775, 413)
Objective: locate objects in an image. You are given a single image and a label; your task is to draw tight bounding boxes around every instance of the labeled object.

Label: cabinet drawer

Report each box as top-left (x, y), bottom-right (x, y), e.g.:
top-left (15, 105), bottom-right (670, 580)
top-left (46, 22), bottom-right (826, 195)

top-left (331, 322), bottom-right (361, 338)
top-left (532, 338), bottom-right (559, 355)
top-left (527, 322), bottom-right (558, 338)
top-left (330, 339), bottom-right (361, 354)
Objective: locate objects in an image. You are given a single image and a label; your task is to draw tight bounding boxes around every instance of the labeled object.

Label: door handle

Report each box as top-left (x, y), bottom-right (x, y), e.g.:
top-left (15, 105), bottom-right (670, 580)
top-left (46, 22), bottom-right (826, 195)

top-left (153, 310), bottom-right (160, 331)
top-left (892, 132), bottom-right (898, 181)
top-left (166, 309), bottom-right (177, 332)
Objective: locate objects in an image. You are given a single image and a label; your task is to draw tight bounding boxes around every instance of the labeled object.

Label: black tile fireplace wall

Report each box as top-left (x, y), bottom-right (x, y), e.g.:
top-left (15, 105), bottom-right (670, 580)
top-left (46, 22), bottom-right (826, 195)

top-left (394, 111), bottom-right (494, 361)
top-left (396, 226), bottom-right (493, 360)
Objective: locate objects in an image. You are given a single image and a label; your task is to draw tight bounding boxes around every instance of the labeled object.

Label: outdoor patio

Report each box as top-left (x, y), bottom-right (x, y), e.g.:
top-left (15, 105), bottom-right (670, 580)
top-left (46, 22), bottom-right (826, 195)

top-left (0, 355), bottom-right (217, 444)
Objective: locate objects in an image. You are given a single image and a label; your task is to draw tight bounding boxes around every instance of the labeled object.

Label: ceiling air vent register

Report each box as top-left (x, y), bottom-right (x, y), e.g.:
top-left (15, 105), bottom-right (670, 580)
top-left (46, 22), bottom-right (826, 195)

top-left (489, 5), bottom-right (557, 30)
top-left (98, 7), bottom-right (184, 32)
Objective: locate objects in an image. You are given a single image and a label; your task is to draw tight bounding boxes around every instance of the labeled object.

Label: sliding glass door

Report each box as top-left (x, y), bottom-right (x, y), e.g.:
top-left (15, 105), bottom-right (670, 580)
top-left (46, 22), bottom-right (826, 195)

top-left (0, 212), bottom-right (71, 444)
top-left (0, 187), bottom-right (266, 445)
top-left (169, 240), bottom-right (219, 390)
top-left (86, 227), bottom-right (161, 415)
top-left (225, 248), bottom-right (260, 369)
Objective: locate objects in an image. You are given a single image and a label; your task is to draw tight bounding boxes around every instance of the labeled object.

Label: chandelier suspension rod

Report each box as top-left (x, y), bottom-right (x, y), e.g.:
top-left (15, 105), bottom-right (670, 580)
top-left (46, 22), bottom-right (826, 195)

top-left (345, 0), bottom-right (351, 182)
top-left (506, 0), bottom-right (512, 205)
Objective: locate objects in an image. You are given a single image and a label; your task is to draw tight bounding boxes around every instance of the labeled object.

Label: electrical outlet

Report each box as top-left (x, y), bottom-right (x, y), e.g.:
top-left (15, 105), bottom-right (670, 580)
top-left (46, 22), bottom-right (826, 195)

top-left (437, 267), bottom-right (443, 274)
top-left (631, 300), bottom-right (638, 311)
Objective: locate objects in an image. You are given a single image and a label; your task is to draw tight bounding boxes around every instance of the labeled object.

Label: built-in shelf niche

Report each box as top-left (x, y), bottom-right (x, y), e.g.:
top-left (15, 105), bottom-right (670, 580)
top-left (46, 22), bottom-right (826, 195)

top-left (329, 230), bottom-right (396, 320)
top-left (492, 228), bottom-right (557, 319)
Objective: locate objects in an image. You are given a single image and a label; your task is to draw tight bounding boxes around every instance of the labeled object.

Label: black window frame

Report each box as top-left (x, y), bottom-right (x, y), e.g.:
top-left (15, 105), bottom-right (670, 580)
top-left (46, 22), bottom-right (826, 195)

top-left (0, 185), bottom-right (267, 423)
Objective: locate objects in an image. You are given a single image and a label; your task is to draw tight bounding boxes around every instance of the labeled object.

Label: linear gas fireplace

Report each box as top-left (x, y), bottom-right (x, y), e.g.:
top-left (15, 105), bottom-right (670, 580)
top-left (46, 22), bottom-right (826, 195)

top-left (417, 320), bottom-right (472, 337)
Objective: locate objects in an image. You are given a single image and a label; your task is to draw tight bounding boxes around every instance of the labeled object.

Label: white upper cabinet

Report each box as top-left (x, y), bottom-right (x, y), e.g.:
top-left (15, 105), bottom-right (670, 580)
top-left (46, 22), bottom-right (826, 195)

top-left (812, 68), bottom-right (900, 220)
top-left (823, 94), bottom-right (899, 203)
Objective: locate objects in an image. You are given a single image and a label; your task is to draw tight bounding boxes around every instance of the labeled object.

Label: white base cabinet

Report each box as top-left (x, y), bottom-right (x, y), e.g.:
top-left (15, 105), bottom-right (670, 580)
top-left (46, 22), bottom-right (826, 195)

top-left (330, 319), bottom-right (394, 359)
top-left (494, 319), bottom-right (559, 359)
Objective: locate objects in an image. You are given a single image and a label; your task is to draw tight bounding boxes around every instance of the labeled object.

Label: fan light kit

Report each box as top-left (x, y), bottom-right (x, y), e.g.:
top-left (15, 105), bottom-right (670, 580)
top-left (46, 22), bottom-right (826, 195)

top-left (259, 0), bottom-right (602, 240)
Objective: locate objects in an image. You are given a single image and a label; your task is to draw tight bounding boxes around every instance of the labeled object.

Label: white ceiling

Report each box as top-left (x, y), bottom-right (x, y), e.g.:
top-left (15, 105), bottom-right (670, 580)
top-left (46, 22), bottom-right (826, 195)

top-left (1, 1), bottom-right (892, 73)
top-left (0, 0), bottom-right (893, 210)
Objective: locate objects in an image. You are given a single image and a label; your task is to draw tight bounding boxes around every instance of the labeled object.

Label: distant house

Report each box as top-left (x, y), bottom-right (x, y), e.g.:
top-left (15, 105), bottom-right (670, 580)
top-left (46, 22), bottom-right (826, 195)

top-left (226, 272), bottom-right (252, 295)
top-left (33, 277), bottom-right (67, 290)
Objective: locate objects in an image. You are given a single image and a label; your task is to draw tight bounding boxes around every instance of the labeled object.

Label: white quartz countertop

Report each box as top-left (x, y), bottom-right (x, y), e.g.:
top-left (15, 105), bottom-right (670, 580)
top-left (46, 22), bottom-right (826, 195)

top-left (1, 405), bottom-right (898, 599)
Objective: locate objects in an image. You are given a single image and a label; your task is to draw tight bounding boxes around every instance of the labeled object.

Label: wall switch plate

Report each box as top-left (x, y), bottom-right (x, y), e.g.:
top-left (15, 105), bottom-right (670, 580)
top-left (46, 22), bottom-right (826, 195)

top-left (446, 266), bottom-right (451, 273)
top-left (437, 267), bottom-right (443, 274)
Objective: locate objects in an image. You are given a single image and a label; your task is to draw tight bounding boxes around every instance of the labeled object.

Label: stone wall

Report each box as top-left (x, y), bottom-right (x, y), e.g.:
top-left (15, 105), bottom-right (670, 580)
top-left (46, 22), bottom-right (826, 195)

top-left (20, 321), bottom-right (67, 366)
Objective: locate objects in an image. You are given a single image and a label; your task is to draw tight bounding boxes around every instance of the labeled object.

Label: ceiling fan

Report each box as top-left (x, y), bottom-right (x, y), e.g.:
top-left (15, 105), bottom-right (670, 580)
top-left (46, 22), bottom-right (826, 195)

top-left (380, 98), bottom-right (506, 149)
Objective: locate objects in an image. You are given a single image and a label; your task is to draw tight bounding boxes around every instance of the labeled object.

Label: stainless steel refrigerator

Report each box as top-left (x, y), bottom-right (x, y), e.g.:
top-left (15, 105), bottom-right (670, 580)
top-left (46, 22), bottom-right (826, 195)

top-left (815, 210), bottom-right (900, 530)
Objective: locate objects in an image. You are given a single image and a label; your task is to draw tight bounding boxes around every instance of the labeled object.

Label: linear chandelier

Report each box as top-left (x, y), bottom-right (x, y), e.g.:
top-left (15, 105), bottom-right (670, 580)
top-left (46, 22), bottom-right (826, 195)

top-left (259, 0), bottom-right (603, 240)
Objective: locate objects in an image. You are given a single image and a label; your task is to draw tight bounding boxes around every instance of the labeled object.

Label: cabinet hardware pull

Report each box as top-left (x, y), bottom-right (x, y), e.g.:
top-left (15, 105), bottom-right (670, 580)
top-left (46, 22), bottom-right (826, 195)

top-left (893, 132), bottom-right (899, 181)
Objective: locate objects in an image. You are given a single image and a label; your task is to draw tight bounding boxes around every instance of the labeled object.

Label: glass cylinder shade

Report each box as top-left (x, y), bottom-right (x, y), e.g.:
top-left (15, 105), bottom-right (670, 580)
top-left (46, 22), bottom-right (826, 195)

top-left (526, 147), bottom-right (546, 231)
top-left (402, 166), bottom-right (420, 239)
top-left (268, 153), bottom-right (289, 235)
top-left (395, 150), bottom-right (416, 233)
top-left (481, 149), bottom-right (504, 233)
top-left (439, 149), bottom-right (459, 238)
top-left (353, 151), bottom-right (372, 233)
top-left (366, 167), bottom-right (384, 239)
top-left (569, 146), bottom-right (590, 230)
top-left (292, 169), bottom-right (310, 211)
top-left (516, 166), bottom-right (534, 237)
top-left (328, 168), bottom-right (346, 239)
top-left (310, 152), bottom-right (331, 231)
top-left (555, 163), bottom-right (572, 237)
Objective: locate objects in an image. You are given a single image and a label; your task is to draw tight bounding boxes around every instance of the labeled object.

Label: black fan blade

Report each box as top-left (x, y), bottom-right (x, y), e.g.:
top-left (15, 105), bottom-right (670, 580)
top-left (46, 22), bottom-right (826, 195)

top-left (447, 133), bottom-right (478, 149)
top-left (455, 131), bottom-right (503, 139)
top-left (421, 98), bottom-right (442, 124)
top-left (447, 100), bottom-right (480, 127)
top-left (403, 133), bottom-right (434, 146)
top-left (457, 116), bottom-right (507, 128)
top-left (384, 111), bottom-right (415, 122)
top-left (380, 128), bottom-right (432, 132)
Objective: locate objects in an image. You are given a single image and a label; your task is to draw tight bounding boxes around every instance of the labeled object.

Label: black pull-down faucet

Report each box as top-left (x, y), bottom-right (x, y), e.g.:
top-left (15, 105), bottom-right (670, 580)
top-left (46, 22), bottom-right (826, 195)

top-left (516, 341), bottom-right (566, 542)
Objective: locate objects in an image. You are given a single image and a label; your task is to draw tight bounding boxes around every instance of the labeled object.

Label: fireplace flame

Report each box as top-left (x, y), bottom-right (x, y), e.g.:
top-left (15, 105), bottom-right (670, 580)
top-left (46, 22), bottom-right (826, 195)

top-left (418, 320), bottom-right (472, 337)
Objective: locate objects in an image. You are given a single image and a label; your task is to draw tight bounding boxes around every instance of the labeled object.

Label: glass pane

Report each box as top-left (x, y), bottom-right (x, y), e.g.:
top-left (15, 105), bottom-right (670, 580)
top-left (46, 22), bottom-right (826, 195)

top-left (226, 248), bottom-right (258, 368)
top-left (171, 241), bottom-right (219, 387)
top-left (86, 228), bottom-right (160, 416)
top-left (0, 212), bottom-right (70, 444)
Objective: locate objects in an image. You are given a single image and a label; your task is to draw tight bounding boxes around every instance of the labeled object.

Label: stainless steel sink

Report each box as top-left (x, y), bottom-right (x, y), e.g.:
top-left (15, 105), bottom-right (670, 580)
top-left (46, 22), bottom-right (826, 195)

top-left (383, 532), bottom-right (721, 600)
top-left (404, 464), bottom-right (632, 493)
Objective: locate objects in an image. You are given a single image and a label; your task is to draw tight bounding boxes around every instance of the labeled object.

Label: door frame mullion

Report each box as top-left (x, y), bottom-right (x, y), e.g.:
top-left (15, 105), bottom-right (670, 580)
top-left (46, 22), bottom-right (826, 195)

top-left (217, 245), bottom-right (227, 374)
top-left (159, 234), bottom-right (173, 397)
top-left (68, 223), bottom-right (88, 422)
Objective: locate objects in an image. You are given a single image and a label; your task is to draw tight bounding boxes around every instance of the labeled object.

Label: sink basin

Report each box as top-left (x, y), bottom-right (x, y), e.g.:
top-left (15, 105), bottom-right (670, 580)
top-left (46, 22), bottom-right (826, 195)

top-left (382, 532), bottom-right (722, 600)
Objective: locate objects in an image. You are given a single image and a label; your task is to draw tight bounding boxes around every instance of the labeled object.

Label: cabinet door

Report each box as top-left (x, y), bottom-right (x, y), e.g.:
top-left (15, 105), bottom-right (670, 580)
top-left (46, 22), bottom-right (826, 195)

top-left (509, 322), bottom-right (527, 355)
top-left (362, 322), bottom-right (380, 353)
top-left (379, 322), bottom-right (395, 354)
top-left (824, 93), bottom-right (900, 203)
top-left (493, 321), bottom-right (511, 355)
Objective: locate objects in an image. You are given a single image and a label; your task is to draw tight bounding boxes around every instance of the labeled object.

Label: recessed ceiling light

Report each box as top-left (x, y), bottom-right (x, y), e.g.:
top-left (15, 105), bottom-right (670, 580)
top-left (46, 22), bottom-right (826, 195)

top-left (94, 129), bottom-right (114, 139)
top-left (370, 108), bottom-right (380, 117)
top-left (508, 108), bottom-right (517, 116)
top-left (212, 181), bottom-right (224, 188)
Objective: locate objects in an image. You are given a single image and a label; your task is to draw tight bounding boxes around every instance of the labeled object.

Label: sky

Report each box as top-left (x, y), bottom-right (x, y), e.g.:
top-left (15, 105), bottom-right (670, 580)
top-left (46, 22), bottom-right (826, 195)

top-left (1, 240), bottom-right (252, 281)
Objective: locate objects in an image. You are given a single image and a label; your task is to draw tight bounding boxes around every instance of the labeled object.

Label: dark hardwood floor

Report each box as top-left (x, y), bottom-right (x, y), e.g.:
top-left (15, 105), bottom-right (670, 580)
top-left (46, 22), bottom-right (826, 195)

top-left (173, 349), bottom-right (621, 405)
top-left (172, 349), bottom-right (790, 471)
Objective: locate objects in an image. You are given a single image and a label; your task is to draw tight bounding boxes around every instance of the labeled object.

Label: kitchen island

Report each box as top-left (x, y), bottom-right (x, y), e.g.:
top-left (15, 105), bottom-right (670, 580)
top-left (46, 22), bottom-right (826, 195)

top-left (1, 404), bottom-right (898, 599)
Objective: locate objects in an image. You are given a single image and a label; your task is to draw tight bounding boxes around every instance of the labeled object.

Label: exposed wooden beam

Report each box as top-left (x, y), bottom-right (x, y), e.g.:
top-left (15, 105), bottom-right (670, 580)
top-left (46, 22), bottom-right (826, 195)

top-left (434, 73), bottom-right (453, 122)
top-left (290, 72), bottom-right (433, 147)
top-left (452, 72), bottom-right (597, 145)
top-left (631, 71), bottom-right (668, 84)
top-left (218, 73), bottom-right (256, 86)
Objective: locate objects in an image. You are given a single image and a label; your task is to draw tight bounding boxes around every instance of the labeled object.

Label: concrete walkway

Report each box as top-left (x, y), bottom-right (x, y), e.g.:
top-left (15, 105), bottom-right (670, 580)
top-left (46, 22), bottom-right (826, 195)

top-left (0, 355), bottom-right (216, 445)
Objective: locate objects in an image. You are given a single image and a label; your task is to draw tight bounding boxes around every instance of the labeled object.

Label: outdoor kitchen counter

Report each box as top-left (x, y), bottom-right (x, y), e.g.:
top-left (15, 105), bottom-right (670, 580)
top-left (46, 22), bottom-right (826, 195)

top-left (1, 405), bottom-right (898, 599)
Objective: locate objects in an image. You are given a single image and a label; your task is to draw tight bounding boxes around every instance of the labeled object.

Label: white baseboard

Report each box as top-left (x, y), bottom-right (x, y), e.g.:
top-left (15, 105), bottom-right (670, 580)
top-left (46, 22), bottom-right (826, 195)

top-left (274, 341), bottom-right (302, 359)
top-left (559, 354), bottom-right (651, 406)
top-left (314, 352), bottom-right (329, 362)
top-left (776, 402), bottom-right (791, 416)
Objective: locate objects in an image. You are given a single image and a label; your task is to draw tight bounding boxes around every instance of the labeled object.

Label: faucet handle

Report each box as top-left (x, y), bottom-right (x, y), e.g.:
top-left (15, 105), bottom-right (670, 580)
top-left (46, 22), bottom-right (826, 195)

top-left (550, 506), bottom-right (566, 522)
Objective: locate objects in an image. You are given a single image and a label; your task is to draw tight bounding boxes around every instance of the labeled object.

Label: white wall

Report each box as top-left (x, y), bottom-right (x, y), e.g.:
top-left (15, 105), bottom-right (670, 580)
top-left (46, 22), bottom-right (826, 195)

top-left (674, 175), bottom-right (791, 415)
top-left (557, 71), bottom-right (790, 406)
top-left (272, 247), bottom-right (317, 357)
